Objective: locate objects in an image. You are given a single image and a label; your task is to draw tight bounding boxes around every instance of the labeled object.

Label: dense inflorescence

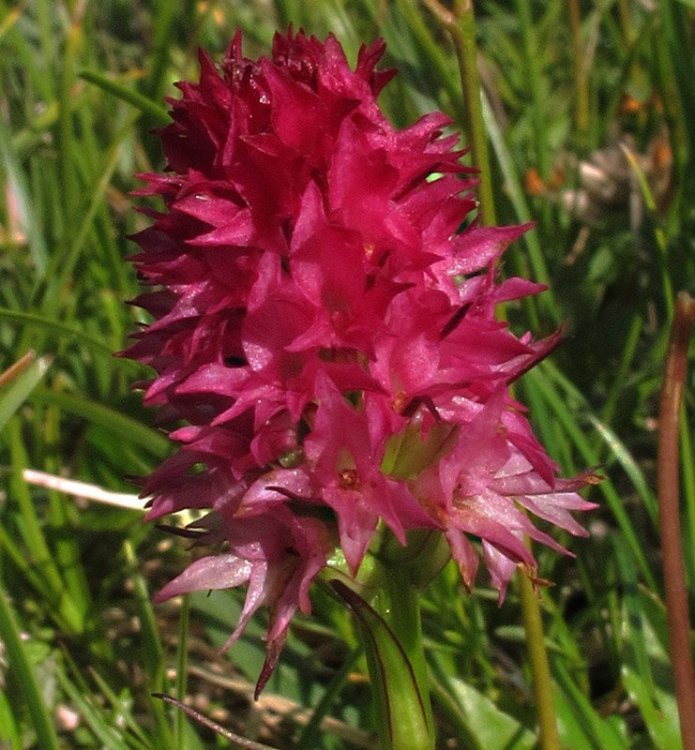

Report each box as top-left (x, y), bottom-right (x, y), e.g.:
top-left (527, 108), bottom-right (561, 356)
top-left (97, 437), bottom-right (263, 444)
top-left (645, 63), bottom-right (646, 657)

top-left (126, 29), bottom-right (595, 694)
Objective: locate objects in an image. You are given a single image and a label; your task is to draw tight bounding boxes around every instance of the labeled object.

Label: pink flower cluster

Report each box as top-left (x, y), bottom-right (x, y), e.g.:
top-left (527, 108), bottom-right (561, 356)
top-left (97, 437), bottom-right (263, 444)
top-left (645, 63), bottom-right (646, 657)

top-left (126, 30), bottom-right (595, 694)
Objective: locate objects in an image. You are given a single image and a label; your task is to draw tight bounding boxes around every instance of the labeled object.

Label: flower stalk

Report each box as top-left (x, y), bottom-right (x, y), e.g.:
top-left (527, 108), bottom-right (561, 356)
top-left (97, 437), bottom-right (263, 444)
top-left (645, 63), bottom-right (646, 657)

top-left (375, 567), bottom-right (431, 716)
top-left (333, 578), bottom-right (435, 750)
top-left (658, 290), bottom-right (695, 750)
top-left (518, 571), bottom-right (561, 750)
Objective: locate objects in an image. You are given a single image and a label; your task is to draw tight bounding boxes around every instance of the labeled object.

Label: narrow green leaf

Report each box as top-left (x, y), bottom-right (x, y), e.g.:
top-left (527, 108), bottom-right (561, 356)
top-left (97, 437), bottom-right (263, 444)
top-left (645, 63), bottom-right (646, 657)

top-left (587, 414), bottom-right (658, 524)
top-left (659, 0), bottom-right (695, 157)
top-left (0, 688), bottom-right (21, 750)
top-left (0, 354), bottom-right (51, 431)
top-left (123, 541), bottom-right (164, 683)
top-left (553, 660), bottom-right (628, 750)
top-left (30, 388), bottom-right (170, 458)
top-left (614, 541), bottom-right (682, 750)
top-left (0, 116), bottom-right (48, 274)
top-left (332, 579), bottom-right (434, 750)
top-left (0, 588), bottom-right (60, 750)
top-left (479, 90), bottom-right (545, 279)
top-left (55, 665), bottom-right (133, 750)
top-left (37, 122), bottom-right (137, 314)
top-left (0, 308), bottom-right (139, 365)
top-left (6, 417), bottom-right (85, 634)
top-left (527, 363), bottom-right (657, 589)
top-left (87, 669), bottom-right (152, 750)
top-left (80, 69), bottom-right (170, 123)
top-left (123, 540), bottom-right (175, 748)
top-left (447, 677), bottom-right (536, 750)
top-left (295, 646), bottom-right (362, 748)
top-left (144, 0), bottom-right (181, 102)
top-left (58, 19), bottom-right (81, 238)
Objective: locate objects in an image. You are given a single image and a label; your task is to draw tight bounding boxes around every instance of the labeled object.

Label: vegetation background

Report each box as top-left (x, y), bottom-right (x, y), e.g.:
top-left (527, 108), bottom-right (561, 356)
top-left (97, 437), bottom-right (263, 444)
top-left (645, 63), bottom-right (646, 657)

top-left (1, 0), bottom-right (694, 747)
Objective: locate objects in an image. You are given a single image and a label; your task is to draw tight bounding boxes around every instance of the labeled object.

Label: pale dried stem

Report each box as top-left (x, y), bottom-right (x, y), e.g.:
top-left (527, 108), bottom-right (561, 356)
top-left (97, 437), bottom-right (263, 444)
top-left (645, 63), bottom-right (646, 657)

top-left (0, 350), bottom-right (36, 388)
top-left (22, 468), bottom-right (143, 511)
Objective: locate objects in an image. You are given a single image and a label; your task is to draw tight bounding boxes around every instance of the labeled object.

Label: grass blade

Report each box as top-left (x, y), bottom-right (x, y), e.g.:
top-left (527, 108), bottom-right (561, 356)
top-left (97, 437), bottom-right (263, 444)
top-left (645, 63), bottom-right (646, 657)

top-left (0, 587), bottom-right (60, 750)
top-left (0, 353), bottom-right (51, 432)
top-left (80, 69), bottom-right (170, 123)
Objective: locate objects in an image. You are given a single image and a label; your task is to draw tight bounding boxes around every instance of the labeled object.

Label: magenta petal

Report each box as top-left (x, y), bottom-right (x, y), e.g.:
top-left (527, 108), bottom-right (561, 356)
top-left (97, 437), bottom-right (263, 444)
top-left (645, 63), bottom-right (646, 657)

top-left (446, 529), bottom-right (479, 591)
top-left (154, 554), bottom-right (252, 602)
top-left (482, 541), bottom-right (520, 601)
top-left (437, 223), bottom-right (532, 277)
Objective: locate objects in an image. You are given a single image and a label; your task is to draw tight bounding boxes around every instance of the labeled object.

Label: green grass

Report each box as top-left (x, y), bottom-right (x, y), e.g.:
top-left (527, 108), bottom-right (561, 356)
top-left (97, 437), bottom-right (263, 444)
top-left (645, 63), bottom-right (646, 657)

top-left (1, 1), bottom-right (694, 748)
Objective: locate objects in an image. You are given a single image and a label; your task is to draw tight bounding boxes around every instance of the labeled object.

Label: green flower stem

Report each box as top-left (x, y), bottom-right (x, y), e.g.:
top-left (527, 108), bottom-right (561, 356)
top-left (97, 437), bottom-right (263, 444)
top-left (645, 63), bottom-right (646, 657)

top-left (335, 575), bottom-right (435, 750)
top-left (658, 291), bottom-right (695, 750)
top-left (421, 0), bottom-right (496, 226)
top-left (374, 565), bottom-right (433, 731)
top-left (518, 571), bottom-right (561, 750)
top-left (333, 528), bottom-right (445, 749)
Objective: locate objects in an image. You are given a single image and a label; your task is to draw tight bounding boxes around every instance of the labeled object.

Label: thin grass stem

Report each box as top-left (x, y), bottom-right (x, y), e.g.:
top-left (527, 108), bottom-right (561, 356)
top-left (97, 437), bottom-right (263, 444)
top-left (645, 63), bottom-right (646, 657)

top-left (421, 0), bottom-right (496, 226)
top-left (568, 0), bottom-right (589, 142)
top-left (174, 595), bottom-right (191, 748)
top-left (518, 570), bottom-right (561, 750)
top-left (59, 6), bottom-right (83, 238)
